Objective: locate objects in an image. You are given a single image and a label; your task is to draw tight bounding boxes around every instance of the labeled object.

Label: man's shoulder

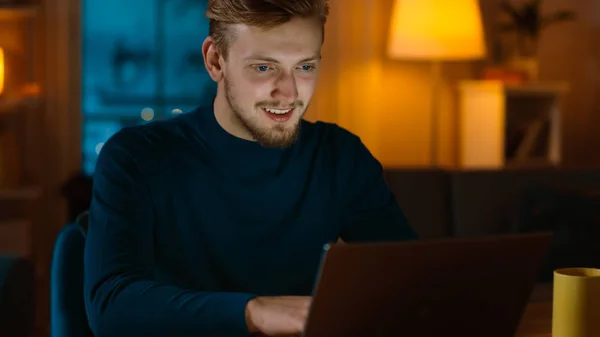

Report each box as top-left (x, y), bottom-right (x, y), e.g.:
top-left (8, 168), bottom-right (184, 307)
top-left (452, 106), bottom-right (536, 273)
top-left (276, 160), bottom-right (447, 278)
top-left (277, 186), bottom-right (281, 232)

top-left (103, 110), bottom-right (199, 154)
top-left (97, 110), bottom-right (201, 171)
top-left (301, 119), bottom-right (361, 148)
top-left (301, 119), bottom-right (378, 167)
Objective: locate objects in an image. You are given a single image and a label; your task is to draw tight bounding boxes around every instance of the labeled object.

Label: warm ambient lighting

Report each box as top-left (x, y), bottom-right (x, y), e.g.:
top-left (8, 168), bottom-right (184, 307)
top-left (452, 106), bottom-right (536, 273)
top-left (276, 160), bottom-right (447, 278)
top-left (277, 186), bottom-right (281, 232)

top-left (387, 0), bottom-right (486, 60)
top-left (0, 47), bottom-right (4, 95)
top-left (386, 0), bottom-right (486, 166)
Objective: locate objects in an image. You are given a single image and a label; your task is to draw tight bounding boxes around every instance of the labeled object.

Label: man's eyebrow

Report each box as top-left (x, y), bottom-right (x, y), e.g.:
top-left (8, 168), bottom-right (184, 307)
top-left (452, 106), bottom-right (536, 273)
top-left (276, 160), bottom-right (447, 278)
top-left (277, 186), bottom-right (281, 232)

top-left (244, 54), bottom-right (322, 63)
top-left (244, 55), bottom-right (279, 63)
top-left (298, 55), bottom-right (321, 63)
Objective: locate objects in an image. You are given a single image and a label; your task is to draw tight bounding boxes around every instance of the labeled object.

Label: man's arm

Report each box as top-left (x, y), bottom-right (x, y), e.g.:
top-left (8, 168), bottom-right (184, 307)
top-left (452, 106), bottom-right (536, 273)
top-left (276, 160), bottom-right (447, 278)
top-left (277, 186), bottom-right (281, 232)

top-left (83, 129), bottom-right (256, 337)
top-left (339, 135), bottom-right (418, 243)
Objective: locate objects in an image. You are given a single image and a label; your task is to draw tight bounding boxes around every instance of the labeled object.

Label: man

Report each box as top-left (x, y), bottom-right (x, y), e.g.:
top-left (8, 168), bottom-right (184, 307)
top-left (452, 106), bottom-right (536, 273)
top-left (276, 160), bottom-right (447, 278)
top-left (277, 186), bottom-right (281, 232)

top-left (83, 0), bottom-right (417, 336)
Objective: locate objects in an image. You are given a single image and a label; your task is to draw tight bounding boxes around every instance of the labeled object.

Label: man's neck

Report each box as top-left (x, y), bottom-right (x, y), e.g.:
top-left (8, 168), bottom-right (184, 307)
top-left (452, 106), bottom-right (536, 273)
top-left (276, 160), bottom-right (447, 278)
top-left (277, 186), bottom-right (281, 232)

top-left (213, 90), bottom-right (254, 141)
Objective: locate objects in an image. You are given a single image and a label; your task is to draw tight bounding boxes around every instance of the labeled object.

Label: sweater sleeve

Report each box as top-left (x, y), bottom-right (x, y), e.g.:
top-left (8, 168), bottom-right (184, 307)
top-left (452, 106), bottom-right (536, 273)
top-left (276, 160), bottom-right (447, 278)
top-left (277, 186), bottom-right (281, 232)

top-left (83, 128), bottom-right (256, 337)
top-left (339, 134), bottom-right (419, 243)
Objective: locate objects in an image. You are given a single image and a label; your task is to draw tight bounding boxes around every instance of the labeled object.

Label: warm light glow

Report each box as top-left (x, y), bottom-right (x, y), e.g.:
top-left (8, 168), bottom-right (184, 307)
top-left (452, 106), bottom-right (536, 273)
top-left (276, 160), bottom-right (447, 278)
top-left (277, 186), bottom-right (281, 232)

top-left (0, 47), bottom-right (4, 95)
top-left (387, 0), bottom-right (486, 60)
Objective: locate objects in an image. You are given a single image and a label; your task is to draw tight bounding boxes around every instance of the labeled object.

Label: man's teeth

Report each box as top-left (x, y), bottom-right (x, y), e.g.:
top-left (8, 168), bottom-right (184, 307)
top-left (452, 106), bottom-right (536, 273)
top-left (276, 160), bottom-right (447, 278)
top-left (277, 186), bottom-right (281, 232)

top-left (265, 108), bottom-right (292, 115)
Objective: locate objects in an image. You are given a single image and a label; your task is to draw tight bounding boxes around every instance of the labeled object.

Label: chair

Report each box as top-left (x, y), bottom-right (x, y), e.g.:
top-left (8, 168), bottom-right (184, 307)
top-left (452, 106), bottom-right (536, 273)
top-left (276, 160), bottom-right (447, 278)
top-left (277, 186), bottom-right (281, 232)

top-left (0, 255), bottom-right (35, 337)
top-left (50, 211), bottom-right (93, 337)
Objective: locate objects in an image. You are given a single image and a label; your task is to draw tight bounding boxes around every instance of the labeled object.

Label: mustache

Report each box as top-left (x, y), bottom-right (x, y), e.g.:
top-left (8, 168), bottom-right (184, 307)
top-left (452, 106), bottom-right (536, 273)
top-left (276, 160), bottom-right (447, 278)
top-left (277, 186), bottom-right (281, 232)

top-left (256, 101), bottom-right (304, 109)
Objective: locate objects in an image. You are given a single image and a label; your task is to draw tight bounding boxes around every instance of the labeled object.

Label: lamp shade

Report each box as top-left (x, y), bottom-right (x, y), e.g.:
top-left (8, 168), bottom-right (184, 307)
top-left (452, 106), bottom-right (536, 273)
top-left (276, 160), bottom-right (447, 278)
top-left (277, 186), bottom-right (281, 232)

top-left (387, 0), bottom-right (487, 61)
top-left (0, 47), bottom-right (4, 95)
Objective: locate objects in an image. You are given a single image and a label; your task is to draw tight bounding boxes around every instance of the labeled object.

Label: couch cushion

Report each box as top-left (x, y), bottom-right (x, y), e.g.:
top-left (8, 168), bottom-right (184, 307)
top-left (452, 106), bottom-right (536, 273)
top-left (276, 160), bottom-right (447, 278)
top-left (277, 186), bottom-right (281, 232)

top-left (516, 186), bottom-right (600, 281)
top-left (385, 169), bottom-right (452, 239)
top-left (450, 168), bottom-right (600, 237)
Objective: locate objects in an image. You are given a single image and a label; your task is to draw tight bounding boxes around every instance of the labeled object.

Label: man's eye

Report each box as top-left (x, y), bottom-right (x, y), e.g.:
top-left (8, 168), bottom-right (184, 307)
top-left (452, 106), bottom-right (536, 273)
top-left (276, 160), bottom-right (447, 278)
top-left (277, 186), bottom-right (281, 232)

top-left (300, 65), bottom-right (314, 71)
top-left (256, 65), bottom-right (270, 72)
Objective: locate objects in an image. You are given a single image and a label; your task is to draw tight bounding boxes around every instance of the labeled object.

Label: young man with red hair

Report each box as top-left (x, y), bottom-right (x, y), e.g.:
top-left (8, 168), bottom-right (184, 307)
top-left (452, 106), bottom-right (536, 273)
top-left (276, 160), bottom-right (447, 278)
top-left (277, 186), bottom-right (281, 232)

top-left (84, 1), bottom-right (417, 336)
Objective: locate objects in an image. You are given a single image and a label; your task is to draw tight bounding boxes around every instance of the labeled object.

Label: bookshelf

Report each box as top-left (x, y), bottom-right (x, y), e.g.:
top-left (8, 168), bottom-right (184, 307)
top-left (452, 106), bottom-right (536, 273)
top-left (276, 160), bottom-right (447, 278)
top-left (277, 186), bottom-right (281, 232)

top-left (0, 6), bottom-right (39, 20)
top-left (458, 80), bottom-right (569, 169)
top-left (0, 4), bottom-right (41, 259)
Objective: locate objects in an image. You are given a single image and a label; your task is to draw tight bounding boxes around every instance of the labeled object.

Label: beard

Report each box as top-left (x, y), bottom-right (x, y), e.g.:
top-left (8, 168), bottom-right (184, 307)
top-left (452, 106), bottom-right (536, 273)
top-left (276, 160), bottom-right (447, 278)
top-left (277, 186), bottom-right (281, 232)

top-left (224, 76), bottom-right (303, 148)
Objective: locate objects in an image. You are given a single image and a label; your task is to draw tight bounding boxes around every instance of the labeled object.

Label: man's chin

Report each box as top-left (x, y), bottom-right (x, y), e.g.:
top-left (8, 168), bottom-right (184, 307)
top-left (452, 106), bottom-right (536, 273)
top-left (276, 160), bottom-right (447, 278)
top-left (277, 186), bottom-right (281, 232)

top-left (255, 124), bottom-right (301, 149)
top-left (257, 137), bottom-right (297, 149)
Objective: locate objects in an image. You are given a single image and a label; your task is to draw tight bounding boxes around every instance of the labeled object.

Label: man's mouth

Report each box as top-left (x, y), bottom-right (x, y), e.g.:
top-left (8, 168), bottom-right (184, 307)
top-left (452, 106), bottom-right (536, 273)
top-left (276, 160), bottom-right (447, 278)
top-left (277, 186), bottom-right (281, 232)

top-left (264, 108), bottom-right (293, 115)
top-left (262, 108), bottom-right (294, 122)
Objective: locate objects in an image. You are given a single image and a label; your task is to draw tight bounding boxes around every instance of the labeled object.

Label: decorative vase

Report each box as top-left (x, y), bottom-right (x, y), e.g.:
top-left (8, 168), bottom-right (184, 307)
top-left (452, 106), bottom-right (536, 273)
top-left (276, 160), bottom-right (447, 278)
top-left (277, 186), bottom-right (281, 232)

top-left (508, 34), bottom-right (540, 82)
top-left (508, 56), bottom-right (539, 82)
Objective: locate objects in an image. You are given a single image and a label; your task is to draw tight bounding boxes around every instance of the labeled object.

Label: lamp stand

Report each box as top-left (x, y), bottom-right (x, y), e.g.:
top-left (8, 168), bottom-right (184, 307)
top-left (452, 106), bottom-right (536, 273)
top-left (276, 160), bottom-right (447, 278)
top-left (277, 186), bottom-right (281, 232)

top-left (429, 60), bottom-right (442, 166)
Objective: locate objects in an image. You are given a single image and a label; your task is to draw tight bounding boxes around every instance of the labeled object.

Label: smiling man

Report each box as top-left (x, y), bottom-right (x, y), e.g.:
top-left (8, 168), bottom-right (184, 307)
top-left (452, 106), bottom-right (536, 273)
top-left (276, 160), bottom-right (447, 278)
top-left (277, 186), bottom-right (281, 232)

top-left (83, 1), bottom-right (417, 337)
top-left (210, 12), bottom-right (320, 149)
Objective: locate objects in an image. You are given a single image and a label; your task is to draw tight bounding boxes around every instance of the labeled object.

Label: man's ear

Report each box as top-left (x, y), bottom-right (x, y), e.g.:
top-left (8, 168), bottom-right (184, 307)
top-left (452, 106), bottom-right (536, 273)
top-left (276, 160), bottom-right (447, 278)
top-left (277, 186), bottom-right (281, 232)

top-left (202, 36), bottom-right (223, 82)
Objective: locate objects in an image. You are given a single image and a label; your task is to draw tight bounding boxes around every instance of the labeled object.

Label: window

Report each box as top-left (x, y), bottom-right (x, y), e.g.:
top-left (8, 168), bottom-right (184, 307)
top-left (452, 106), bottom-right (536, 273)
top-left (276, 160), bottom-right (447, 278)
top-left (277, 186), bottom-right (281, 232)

top-left (81, 0), bottom-right (216, 175)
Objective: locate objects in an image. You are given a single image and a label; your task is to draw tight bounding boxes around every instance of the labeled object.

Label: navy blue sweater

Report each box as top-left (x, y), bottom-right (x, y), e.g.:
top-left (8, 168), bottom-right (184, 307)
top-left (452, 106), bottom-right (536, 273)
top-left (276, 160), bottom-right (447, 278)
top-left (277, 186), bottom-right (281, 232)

top-left (83, 105), bottom-right (417, 337)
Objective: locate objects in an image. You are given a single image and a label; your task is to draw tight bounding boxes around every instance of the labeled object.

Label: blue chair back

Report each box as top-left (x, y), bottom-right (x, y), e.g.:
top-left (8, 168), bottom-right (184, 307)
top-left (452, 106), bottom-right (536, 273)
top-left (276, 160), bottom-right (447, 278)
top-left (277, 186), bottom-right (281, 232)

top-left (50, 211), bottom-right (93, 337)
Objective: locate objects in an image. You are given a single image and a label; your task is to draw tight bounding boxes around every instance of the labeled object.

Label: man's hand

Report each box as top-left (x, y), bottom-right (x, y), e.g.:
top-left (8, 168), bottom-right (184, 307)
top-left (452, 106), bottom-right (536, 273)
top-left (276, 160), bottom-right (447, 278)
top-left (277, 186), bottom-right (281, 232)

top-left (245, 296), bottom-right (312, 336)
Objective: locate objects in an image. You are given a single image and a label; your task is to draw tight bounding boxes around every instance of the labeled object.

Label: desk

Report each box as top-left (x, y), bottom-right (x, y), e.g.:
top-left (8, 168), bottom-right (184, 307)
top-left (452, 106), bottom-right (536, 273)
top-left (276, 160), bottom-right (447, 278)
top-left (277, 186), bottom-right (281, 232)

top-left (516, 301), bottom-right (552, 336)
top-left (514, 283), bottom-right (553, 336)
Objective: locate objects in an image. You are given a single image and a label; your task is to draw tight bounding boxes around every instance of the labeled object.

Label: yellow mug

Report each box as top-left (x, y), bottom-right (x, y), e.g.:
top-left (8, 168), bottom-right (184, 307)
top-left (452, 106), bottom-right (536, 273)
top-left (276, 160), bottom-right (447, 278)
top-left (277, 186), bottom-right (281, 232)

top-left (553, 268), bottom-right (600, 337)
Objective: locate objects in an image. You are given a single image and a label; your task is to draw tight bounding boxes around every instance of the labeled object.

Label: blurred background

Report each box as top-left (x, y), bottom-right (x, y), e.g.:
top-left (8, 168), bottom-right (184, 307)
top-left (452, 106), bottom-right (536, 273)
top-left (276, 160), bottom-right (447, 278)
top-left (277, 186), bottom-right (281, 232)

top-left (0, 0), bottom-right (599, 336)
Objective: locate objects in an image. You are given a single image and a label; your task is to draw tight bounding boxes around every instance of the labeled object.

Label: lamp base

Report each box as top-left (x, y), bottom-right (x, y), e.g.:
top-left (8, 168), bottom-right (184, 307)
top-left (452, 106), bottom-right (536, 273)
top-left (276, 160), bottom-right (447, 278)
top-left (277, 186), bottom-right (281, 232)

top-left (429, 60), bottom-right (442, 167)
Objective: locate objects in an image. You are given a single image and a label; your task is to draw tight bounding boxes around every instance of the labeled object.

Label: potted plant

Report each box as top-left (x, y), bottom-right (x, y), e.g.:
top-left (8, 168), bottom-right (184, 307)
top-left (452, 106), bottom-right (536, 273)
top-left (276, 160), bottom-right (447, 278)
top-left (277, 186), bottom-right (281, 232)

top-left (497, 0), bottom-right (576, 80)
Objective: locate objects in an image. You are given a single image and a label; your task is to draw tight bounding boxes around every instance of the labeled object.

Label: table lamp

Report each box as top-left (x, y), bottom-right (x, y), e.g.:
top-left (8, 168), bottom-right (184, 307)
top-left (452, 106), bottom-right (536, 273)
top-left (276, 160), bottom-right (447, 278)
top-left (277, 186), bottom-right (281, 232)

top-left (387, 0), bottom-right (486, 166)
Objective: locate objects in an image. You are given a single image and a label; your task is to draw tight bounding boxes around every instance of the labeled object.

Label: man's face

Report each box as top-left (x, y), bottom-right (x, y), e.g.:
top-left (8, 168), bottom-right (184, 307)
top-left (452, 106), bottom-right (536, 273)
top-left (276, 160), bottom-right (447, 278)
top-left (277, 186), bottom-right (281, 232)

top-left (220, 17), bottom-right (322, 148)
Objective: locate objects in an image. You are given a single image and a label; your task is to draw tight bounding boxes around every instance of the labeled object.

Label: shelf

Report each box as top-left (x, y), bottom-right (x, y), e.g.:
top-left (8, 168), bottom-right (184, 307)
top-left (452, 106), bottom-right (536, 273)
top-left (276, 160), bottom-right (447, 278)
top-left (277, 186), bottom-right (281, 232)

top-left (505, 82), bottom-right (570, 97)
top-left (0, 218), bottom-right (28, 226)
top-left (0, 186), bottom-right (41, 200)
top-left (0, 97), bottom-right (22, 114)
top-left (0, 218), bottom-right (31, 257)
top-left (0, 5), bottom-right (39, 20)
top-left (0, 95), bottom-right (39, 114)
top-left (459, 80), bottom-right (570, 97)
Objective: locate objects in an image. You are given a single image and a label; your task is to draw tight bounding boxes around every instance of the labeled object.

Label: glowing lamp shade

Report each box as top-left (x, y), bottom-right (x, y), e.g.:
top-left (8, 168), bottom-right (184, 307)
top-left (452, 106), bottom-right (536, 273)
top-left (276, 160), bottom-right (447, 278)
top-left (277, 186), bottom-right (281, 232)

top-left (0, 47), bottom-right (4, 95)
top-left (387, 0), bottom-right (486, 61)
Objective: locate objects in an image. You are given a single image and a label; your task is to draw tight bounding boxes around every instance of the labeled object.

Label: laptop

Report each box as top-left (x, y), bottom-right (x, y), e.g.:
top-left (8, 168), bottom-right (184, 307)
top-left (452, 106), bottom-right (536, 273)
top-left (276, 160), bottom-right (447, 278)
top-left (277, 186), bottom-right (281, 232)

top-left (303, 232), bottom-right (553, 337)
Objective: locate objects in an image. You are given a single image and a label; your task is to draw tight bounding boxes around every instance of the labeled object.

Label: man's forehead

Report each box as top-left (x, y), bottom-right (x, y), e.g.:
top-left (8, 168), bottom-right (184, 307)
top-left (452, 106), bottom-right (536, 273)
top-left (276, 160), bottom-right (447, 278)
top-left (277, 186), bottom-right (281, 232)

top-left (228, 20), bottom-right (323, 61)
top-left (230, 18), bottom-right (321, 41)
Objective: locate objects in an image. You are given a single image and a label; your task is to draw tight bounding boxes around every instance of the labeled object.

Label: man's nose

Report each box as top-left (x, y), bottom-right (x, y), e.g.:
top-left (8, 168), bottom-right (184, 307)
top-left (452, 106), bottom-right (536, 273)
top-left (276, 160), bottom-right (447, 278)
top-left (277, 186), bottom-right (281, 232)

top-left (272, 72), bottom-right (299, 104)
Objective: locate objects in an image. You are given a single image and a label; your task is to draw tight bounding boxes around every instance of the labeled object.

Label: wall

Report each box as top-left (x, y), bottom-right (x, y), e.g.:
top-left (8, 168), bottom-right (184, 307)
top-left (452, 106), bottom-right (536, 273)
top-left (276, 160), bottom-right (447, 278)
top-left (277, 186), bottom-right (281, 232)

top-left (489, 0), bottom-right (600, 166)
top-left (307, 0), bottom-right (600, 168)
top-left (306, 0), bottom-right (482, 167)
top-left (535, 0), bottom-right (599, 165)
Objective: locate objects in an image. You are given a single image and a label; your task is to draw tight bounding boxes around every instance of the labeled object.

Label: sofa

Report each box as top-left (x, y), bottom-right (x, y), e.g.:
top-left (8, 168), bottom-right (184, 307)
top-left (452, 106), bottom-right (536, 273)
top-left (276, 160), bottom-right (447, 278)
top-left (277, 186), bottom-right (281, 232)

top-left (385, 167), bottom-right (600, 281)
top-left (384, 168), bottom-right (600, 239)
